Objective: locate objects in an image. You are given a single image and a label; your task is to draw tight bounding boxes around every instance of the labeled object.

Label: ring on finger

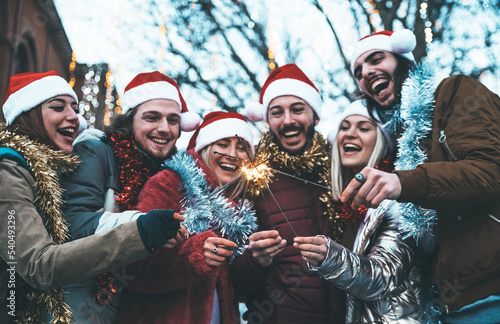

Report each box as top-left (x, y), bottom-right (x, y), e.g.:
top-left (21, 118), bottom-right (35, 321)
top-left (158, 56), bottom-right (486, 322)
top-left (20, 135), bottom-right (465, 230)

top-left (213, 247), bottom-right (218, 254)
top-left (354, 173), bottom-right (366, 184)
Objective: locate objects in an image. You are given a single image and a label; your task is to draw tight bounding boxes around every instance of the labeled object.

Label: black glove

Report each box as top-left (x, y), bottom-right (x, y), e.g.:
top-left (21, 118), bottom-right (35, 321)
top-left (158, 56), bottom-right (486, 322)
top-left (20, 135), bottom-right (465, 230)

top-left (136, 209), bottom-right (180, 253)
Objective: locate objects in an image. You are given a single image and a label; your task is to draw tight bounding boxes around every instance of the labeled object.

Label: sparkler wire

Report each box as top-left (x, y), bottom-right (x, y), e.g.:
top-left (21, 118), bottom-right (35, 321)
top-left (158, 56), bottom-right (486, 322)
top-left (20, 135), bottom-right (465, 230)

top-left (264, 182), bottom-right (298, 237)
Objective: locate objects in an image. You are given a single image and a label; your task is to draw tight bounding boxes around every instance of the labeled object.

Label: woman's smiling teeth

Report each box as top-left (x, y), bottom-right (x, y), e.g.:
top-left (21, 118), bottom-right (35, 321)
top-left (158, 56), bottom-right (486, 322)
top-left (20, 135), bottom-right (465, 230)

top-left (219, 162), bottom-right (237, 172)
top-left (57, 127), bottom-right (75, 138)
top-left (344, 143), bottom-right (361, 152)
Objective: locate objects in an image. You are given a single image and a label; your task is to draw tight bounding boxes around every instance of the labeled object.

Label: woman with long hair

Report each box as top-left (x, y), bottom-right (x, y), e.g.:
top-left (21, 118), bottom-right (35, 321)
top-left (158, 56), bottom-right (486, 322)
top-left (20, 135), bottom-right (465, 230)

top-left (294, 100), bottom-right (437, 323)
top-left (0, 71), bottom-right (183, 323)
top-left (117, 111), bottom-right (257, 323)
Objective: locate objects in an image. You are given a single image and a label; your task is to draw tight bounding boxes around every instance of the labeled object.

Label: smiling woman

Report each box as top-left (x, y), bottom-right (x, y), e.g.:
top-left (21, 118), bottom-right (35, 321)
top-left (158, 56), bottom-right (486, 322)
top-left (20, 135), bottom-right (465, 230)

top-left (294, 99), bottom-right (437, 323)
top-left (0, 71), bottom-right (184, 323)
top-left (4, 71), bottom-right (80, 152)
top-left (116, 111), bottom-right (257, 324)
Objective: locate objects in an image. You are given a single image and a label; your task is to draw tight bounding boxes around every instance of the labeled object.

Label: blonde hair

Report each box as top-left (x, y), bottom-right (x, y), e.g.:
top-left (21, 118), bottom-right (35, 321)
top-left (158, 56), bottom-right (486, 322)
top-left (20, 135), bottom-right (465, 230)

top-left (331, 126), bottom-right (388, 201)
top-left (199, 139), bottom-right (253, 201)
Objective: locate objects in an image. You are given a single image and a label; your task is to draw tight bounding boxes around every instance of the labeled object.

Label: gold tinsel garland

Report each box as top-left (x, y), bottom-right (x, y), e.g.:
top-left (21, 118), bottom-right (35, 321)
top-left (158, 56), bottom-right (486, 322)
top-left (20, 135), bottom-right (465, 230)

top-left (246, 131), bottom-right (343, 241)
top-left (0, 127), bottom-right (79, 324)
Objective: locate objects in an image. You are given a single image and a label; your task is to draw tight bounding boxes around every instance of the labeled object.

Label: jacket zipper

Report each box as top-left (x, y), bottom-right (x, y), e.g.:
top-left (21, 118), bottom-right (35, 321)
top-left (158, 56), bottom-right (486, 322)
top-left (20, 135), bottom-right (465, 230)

top-left (439, 130), bottom-right (458, 162)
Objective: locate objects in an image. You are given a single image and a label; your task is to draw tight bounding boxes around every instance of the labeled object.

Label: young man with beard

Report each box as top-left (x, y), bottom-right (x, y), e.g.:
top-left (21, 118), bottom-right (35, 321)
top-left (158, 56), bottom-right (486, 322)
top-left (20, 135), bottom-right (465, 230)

top-left (343, 30), bottom-right (500, 322)
top-left (60, 71), bottom-right (200, 323)
top-left (232, 64), bottom-right (348, 323)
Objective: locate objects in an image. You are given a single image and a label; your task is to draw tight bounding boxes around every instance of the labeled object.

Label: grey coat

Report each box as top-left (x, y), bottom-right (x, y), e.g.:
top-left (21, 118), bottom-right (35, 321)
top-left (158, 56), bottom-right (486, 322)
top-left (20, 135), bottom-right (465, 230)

top-left (312, 200), bottom-right (436, 323)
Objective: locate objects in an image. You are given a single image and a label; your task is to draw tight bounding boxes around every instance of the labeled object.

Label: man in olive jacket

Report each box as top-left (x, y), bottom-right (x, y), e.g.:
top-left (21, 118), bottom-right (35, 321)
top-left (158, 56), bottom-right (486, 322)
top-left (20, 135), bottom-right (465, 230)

top-left (343, 30), bottom-right (500, 322)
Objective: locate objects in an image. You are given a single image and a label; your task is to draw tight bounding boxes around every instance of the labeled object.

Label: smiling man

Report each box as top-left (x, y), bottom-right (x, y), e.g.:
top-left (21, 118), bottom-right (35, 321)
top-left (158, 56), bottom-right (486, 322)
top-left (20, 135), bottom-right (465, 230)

top-left (232, 64), bottom-right (348, 323)
top-left (60, 71), bottom-right (200, 323)
top-left (344, 30), bottom-right (500, 322)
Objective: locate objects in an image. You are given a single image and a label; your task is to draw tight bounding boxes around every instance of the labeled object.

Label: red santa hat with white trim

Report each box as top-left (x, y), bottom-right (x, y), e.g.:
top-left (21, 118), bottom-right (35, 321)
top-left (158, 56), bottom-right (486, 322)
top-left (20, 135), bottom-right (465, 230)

top-left (3, 70), bottom-right (78, 126)
top-left (350, 29), bottom-right (417, 74)
top-left (245, 63), bottom-right (322, 122)
top-left (187, 111), bottom-right (254, 154)
top-left (120, 71), bottom-right (201, 132)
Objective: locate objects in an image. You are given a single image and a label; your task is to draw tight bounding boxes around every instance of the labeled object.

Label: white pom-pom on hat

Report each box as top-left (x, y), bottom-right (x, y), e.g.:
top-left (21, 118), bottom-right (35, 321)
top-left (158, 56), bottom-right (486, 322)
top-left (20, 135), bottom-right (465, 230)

top-left (245, 101), bottom-right (266, 122)
top-left (180, 111), bottom-right (201, 132)
top-left (391, 29), bottom-right (417, 55)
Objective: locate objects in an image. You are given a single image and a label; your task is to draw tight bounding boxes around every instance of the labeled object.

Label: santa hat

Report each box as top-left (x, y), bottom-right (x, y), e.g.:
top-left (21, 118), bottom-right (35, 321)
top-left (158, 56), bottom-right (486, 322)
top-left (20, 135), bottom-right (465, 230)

top-left (246, 63), bottom-right (322, 122)
top-left (187, 111), bottom-right (254, 153)
top-left (350, 29), bottom-right (416, 74)
top-left (120, 71), bottom-right (201, 132)
top-left (3, 70), bottom-right (78, 126)
top-left (328, 99), bottom-right (394, 152)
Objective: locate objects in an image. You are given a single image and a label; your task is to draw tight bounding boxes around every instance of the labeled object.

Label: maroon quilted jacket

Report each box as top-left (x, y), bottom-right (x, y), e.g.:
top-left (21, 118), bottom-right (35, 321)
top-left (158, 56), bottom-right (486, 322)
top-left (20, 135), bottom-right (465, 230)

top-left (116, 151), bottom-right (240, 324)
top-left (232, 172), bottom-right (347, 324)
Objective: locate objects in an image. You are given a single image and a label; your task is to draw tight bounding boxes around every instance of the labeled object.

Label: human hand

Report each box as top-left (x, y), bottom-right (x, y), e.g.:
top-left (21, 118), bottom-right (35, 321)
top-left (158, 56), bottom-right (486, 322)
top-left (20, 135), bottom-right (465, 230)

top-left (203, 237), bottom-right (238, 267)
top-left (247, 230), bottom-right (286, 268)
top-left (341, 167), bottom-right (402, 209)
top-left (137, 209), bottom-right (184, 252)
top-left (163, 213), bottom-right (187, 248)
top-left (293, 236), bottom-right (328, 267)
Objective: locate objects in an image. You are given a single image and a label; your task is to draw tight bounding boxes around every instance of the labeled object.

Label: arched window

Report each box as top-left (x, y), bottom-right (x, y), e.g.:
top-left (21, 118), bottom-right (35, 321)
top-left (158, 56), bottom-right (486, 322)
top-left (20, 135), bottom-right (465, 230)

top-left (14, 33), bottom-right (38, 73)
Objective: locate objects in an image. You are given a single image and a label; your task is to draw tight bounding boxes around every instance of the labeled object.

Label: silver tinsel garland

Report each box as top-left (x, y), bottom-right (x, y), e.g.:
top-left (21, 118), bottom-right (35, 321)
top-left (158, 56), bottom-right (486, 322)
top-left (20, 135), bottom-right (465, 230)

top-left (384, 60), bottom-right (438, 244)
top-left (164, 152), bottom-right (257, 260)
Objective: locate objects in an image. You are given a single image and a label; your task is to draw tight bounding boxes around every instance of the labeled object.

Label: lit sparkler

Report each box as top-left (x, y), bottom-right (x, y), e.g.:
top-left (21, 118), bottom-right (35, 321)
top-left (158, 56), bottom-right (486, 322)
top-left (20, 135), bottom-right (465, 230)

top-left (210, 134), bottom-right (341, 238)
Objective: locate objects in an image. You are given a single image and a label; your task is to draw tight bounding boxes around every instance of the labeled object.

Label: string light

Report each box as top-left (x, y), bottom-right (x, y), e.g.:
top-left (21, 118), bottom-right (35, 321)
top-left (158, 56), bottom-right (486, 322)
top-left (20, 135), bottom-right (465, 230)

top-left (68, 52), bottom-right (77, 88)
top-left (266, 0), bottom-right (278, 70)
top-left (364, 0), bottom-right (381, 30)
top-left (79, 65), bottom-right (102, 128)
top-left (420, 1), bottom-right (434, 46)
top-left (103, 70), bottom-right (118, 125)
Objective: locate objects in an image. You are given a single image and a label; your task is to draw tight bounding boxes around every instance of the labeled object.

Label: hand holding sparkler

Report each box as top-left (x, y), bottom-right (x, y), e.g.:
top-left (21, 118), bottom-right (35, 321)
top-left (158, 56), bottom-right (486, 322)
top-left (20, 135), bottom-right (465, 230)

top-left (293, 236), bottom-right (328, 268)
top-left (247, 230), bottom-right (287, 268)
top-left (203, 236), bottom-right (238, 268)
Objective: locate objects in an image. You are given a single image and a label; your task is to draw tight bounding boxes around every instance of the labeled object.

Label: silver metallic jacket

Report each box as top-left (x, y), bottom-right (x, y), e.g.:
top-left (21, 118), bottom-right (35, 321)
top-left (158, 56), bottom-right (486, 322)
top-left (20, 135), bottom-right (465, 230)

top-left (312, 200), bottom-right (437, 323)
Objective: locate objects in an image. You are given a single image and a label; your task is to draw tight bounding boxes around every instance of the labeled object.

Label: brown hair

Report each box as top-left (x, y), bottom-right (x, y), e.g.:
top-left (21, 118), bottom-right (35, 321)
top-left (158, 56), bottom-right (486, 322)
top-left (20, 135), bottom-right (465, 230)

top-left (7, 105), bottom-right (55, 148)
top-left (104, 107), bottom-right (138, 137)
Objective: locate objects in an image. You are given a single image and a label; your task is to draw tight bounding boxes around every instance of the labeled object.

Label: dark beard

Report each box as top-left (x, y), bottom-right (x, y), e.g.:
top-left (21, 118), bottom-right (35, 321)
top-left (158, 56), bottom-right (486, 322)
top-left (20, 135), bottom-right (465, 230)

top-left (366, 56), bottom-right (414, 124)
top-left (270, 121), bottom-right (316, 156)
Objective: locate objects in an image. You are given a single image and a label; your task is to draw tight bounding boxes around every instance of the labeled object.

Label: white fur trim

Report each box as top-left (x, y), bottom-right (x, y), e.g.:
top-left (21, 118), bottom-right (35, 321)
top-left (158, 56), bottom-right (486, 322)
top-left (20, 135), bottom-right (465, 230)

top-left (180, 111), bottom-right (201, 132)
top-left (195, 118), bottom-right (254, 153)
top-left (121, 81), bottom-right (181, 113)
top-left (328, 99), bottom-right (394, 151)
top-left (245, 101), bottom-right (266, 122)
top-left (3, 75), bottom-right (78, 126)
top-left (262, 78), bottom-right (322, 120)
